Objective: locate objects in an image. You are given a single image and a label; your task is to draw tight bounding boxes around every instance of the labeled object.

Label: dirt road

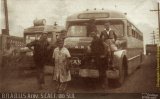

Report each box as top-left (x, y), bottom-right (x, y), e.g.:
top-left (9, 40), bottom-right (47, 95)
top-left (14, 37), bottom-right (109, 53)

top-left (0, 55), bottom-right (160, 93)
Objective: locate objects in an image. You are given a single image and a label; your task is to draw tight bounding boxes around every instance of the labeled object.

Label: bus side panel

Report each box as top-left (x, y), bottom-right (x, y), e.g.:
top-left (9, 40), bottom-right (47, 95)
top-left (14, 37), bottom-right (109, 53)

top-left (124, 20), bottom-right (143, 75)
top-left (127, 36), bottom-right (143, 75)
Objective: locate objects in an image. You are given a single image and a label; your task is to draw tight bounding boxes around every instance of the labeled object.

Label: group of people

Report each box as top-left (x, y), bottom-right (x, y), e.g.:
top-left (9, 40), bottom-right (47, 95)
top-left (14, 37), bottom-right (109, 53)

top-left (26, 18), bottom-right (117, 92)
top-left (27, 31), bottom-right (71, 93)
top-left (88, 19), bottom-right (117, 88)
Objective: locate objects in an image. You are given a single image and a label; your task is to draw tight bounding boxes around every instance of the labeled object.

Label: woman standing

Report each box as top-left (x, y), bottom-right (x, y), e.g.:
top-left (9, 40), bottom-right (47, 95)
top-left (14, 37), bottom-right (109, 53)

top-left (52, 38), bottom-right (71, 93)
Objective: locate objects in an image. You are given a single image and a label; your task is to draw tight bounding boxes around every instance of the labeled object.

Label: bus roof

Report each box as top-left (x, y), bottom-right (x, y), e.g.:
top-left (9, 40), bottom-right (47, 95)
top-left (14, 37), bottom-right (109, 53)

top-left (66, 9), bottom-right (127, 21)
top-left (24, 25), bottom-right (64, 34)
top-left (66, 9), bottom-right (143, 36)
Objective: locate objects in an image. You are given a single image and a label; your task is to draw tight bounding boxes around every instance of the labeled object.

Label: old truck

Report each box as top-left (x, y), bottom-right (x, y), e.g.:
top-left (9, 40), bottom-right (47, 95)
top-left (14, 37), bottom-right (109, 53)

top-left (146, 44), bottom-right (157, 55)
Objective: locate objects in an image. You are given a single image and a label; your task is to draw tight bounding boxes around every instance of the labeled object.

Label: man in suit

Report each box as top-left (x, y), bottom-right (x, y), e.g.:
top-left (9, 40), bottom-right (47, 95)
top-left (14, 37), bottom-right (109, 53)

top-left (100, 22), bottom-right (117, 67)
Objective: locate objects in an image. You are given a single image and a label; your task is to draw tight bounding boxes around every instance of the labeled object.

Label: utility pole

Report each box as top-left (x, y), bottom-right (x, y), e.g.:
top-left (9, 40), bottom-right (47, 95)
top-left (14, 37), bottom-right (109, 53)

top-left (150, 31), bottom-right (156, 44)
top-left (3, 0), bottom-right (9, 35)
top-left (150, 2), bottom-right (160, 41)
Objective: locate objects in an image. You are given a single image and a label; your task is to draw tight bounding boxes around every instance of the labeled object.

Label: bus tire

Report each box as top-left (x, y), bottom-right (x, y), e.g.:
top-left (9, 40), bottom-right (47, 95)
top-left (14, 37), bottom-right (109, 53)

top-left (137, 53), bottom-right (143, 69)
top-left (109, 56), bottom-right (128, 87)
top-left (140, 53), bottom-right (143, 63)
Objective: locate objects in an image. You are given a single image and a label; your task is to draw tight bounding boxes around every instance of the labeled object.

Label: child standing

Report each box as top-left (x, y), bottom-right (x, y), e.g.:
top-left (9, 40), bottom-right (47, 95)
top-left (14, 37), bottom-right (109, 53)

top-left (52, 38), bottom-right (71, 93)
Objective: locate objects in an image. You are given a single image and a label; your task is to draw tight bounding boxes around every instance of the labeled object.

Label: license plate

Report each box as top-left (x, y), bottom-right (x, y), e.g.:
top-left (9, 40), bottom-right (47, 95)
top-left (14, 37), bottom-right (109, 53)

top-left (70, 57), bottom-right (81, 65)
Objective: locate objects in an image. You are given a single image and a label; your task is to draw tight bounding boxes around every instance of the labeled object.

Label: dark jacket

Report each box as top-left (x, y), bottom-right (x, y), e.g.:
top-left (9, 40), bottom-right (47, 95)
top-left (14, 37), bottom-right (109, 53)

top-left (87, 23), bottom-right (97, 36)
top-left (90, 37), bottom-right (105, 56)
top-left (27, 40), bottom-right (49, 65)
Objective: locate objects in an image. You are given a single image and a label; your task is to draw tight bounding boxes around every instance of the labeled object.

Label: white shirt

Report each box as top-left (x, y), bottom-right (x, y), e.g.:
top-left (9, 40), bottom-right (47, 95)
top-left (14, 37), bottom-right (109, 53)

top-left (104, 28), bottom-right (111, 35)
top-left (52, 47), bottom-right (71, 82)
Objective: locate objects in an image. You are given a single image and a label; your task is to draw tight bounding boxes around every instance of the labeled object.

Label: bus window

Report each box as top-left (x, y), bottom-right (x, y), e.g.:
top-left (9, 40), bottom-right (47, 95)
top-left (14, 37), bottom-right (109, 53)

top-left (140, 35), bottom-right (143, 41)
top-left (96, 24), bottom-right (124, 37)
top-left (47, 33), bottom-right (52, 42)
top-left (36, 34), bottom-right (41, 40)
top-left (128, 26), bottom-right (132, 36)
top-left (111, 24), bottom-right (124, 37)
top-left (26, 35), bottom-right (36, 44)
top-left (67, 20), bottom-right (124, 38)
top-left (137, 34), bottom-right (139, 40)
top-left (137, 32), bottom-right (139, 39)
top-left (25, 32), bottom-right (53, 43)
top-left (135, 32), bottom-right (137, 39)
top-left (67, 25), bottom-right (87, 37)
top-left (132, 30), bottom-right (135, 37)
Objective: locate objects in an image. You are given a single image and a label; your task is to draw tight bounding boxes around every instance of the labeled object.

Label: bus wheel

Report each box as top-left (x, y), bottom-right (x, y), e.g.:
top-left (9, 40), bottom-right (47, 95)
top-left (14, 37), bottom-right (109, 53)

top-left (109, 57), bottom-right (127, 87)
top-left (140, 53), bottom-right (144, 63)
top-left (137, 53), bottom-right (143, 69)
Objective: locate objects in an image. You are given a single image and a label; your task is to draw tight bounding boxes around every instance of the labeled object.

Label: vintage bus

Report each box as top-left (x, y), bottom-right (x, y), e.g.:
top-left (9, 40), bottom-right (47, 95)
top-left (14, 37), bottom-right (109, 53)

top-left (19, 19), bottom-right (64, 75)
top-left (21, 19), bottom-right (64, 55)
top-left (64, 9), bottom-right (144, 86)
top-left (23, 19), bottom-right (64, 46)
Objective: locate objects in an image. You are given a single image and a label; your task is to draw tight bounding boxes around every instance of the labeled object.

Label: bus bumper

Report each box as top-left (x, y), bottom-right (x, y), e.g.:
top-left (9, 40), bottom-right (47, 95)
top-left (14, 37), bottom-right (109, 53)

top-left (106, 69), bottom-right (120, 79)
top-left (72, 68), bottom-right (120, 79)
top-left (78, 69), bottom-right (99, 78)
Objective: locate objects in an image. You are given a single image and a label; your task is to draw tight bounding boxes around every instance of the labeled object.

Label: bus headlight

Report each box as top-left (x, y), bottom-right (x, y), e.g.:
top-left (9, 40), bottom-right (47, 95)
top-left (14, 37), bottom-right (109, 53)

top-left (86, 46), bottom-right (91, 53)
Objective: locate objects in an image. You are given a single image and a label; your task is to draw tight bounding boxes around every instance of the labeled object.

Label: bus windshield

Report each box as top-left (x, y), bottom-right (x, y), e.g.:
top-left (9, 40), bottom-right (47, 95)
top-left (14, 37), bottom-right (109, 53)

top-left (25, 33), bottom-right (52, 44)
top-left (67, 20), bottom-right (124, 37)
top-left (67, 25), bottom-right (87, 37)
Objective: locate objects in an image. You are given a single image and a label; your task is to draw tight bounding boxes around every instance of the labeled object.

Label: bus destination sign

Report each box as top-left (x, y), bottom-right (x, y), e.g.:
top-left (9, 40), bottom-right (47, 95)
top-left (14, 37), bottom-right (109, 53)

top-left (78, 13), bottom-right (110, 19)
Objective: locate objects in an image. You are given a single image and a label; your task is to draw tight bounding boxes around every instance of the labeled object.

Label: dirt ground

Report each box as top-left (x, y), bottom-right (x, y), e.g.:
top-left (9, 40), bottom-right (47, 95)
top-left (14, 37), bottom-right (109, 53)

top-left (0, 55), bottom-right (160, 93)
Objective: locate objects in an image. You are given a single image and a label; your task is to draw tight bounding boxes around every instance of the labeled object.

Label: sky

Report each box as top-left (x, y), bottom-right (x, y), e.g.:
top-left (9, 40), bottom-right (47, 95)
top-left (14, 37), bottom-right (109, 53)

top-left (0, 0), bottom-right (159, 45)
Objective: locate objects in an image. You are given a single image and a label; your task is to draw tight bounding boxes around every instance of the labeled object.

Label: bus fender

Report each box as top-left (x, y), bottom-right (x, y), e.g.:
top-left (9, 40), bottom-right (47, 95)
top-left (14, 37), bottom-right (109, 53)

top-left (113, 50), bottom-right (127, 69)
top-left (106, 50), bottom-right (127, 79)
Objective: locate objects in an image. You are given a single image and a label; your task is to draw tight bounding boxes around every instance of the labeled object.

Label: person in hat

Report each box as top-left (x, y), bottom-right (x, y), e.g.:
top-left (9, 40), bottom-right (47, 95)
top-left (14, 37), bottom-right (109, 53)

top-left (26, 32), bottom-right (49, 90)
top-left (52, 38), bottom-right (71, 93)
top-left (59, 29), bottom-right (67, 39)
top-left (90, 32), bottom-right (107, 88)
top-left (87, 18), bottom-right (98, 36)
top-left (100, 22), bottom-right (117, 67)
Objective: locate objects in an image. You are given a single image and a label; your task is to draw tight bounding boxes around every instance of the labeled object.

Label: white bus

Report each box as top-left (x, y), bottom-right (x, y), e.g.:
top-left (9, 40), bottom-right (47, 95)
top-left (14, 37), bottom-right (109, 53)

top-left (64, 9), bottom-right (144, 86)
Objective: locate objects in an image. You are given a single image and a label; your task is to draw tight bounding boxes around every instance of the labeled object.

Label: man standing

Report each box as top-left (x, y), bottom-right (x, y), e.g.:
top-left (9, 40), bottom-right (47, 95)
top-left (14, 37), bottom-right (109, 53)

top-left (100, 22), bottom-right (117, 67)
top-left (27, 32), bottom-right (49, 90)
top-left (90, 32), bottom-right (106, 88)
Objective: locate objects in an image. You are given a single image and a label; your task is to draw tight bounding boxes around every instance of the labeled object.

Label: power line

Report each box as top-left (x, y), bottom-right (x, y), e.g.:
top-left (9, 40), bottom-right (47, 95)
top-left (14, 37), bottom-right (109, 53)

top-left (151, 31), bottom-right (156, 44)
top-left (150, 30), bottom-right (159, 44)
top-left (150, 2), bottom-right (160, 41)
top-left (3, 0), bottom-right (9, 35)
